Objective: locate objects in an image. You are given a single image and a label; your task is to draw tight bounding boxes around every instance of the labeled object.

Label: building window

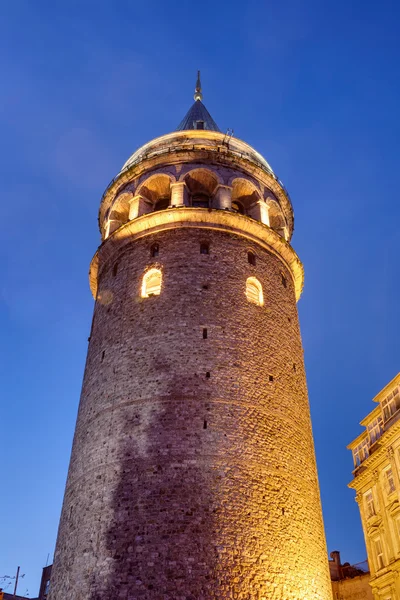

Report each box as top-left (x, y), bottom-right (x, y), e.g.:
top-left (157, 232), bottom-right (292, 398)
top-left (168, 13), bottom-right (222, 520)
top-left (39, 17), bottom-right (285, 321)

top-left (200, 243), bottom-right (210, 255)
top-left (385, 468), bottom-right (396, 495)
top-left (44, 580), bottom-right (50, 595)
top-left (248, 251), bottom-right (256, 266)
top-left (150, 243), bottom-right (159, 257)
top-left (374, 537), bottom-right (385, 570)
top-left (381, 386), bottom-right (400, 421)
top-left (353, 437), bottom-right (369, 467)
top-left (246, 277), bottom-right (264, 306)
top-left (367, 416), bottom-right (383, 445)
top-left (365, 491), bottom-right (375, 518)
top-left (141, 268), bottom-right (162, 298)
top-left (195, 120), bottom-right (204, 130)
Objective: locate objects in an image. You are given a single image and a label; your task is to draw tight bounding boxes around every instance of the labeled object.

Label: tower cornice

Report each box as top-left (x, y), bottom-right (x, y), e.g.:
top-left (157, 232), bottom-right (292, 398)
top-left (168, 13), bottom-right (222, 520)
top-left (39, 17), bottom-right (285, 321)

top-left (90, 207), bottom-right (304, 301)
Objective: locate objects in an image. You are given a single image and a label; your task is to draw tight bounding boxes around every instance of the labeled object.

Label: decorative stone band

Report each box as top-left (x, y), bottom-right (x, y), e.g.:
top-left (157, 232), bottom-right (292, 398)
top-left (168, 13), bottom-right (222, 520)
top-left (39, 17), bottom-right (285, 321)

top-left (89, 207), bottom-right (304, 300)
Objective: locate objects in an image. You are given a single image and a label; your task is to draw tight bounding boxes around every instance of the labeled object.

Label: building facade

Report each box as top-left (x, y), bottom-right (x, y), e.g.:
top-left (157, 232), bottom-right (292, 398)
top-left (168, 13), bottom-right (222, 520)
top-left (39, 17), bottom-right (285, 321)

top-left (349, 373), bottom-right (400, 599)
top-left (49, 75), bottom-right (332, 599)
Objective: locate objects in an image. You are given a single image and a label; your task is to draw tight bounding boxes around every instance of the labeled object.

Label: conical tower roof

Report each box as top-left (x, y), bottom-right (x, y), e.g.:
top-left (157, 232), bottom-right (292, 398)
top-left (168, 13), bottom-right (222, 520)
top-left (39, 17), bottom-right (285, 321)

top-left (176, 71), bottom-right (221, 132)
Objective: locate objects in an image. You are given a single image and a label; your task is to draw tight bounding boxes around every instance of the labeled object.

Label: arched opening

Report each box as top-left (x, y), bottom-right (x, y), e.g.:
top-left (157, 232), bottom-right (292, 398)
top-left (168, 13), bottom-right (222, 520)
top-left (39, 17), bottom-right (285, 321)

top-left (231, 178), bottom-right (261, 217)
top-left (200, 242), bottom-right (210, 255)
top-left (248, 251), bottom-right (256, 266)
top-left (184, 169), bottom-right (218, 208)
top-left (154, 197), bottom-right (170, 212)
top-left (138, 174), bottom-right (172, 212)
top-left (192, 193), bottom-right (210, 208)
top-left (141, 268), bottom-right (162, 298)
top-left (231, 201), bottom-right (245, 214)
top-left (246, 277), bottom-right (264, 306)
top-left (268, 200), bottom-right (287, 239)
top-left (150, 243), bottom-right (159, 258)
top-left (105, 190), bottom-right (133, 238)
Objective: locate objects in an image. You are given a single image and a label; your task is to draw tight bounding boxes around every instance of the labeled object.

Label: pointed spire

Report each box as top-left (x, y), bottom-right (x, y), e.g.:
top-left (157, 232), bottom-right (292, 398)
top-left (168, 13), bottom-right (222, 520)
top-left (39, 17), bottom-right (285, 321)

top-left (175, 71), bottom-right (220, 132)
top-left (194, 70), bottom-right (203, 101)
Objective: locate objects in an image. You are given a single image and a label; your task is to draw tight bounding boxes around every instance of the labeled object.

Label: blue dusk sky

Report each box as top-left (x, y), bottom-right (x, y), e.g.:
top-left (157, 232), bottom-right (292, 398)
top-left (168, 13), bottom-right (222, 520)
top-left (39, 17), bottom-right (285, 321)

top-left (1, 0), bottom-right (400, 595)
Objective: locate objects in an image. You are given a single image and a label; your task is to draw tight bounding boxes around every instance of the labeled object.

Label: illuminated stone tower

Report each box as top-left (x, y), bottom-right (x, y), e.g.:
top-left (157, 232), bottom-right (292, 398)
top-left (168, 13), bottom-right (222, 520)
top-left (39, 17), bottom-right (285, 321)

top-left (50, 74), bottom-right (333, 600)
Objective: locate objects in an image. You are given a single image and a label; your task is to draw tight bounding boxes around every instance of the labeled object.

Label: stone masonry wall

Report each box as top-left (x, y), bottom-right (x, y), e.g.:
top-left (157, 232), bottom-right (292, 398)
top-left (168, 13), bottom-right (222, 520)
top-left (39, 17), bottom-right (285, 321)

top-left (49, 226), bottom-right (332, 600)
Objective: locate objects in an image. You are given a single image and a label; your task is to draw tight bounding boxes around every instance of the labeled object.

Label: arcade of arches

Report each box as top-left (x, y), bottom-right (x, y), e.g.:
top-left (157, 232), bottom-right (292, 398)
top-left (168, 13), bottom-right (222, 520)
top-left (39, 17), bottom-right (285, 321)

top-left (104, 169), bottom-right (288, 241)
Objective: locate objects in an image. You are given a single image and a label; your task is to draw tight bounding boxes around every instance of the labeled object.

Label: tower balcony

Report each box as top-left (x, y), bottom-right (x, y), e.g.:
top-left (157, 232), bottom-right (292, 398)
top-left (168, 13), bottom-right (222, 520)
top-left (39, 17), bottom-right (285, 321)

top-left (98, 130), bottom-right (294, 245)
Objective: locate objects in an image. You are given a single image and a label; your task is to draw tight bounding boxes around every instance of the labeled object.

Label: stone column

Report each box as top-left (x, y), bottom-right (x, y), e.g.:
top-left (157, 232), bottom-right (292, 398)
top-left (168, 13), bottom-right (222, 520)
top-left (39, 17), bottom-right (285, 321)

top-left (170, 182), bottom-right (188, 207)
top-left (258, 200), bottom-right (270, 226)
top-left (248, 200), bottom-right (271, 225)
top-left (128, 195), bottom-right (152, 220)
top-left (213, 185), bottom-right (232, 209)
top-left (105, 219), bottom-right (122, 238)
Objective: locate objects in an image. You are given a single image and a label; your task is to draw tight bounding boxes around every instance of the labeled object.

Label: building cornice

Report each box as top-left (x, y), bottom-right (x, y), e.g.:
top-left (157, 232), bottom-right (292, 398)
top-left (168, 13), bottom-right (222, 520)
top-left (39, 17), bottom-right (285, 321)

top-left (89, 207), bottom-right (304, 301)
top-left (348, 418), bottom-right (400, 489)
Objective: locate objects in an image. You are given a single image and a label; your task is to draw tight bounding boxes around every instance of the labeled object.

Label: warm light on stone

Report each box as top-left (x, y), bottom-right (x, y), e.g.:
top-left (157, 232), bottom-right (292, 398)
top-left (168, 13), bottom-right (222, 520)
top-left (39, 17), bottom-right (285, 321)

top-left (49, 84), bottom-right (333, 600)
top-left (141, 267), bottom-right (162, 297)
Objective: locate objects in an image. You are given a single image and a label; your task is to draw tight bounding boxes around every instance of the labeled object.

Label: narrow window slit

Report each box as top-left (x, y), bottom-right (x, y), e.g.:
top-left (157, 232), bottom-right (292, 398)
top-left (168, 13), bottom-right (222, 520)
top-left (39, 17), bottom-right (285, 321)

top-left (112, 263), bottom-right (118, 277)
top-left (203, 420), bottom-right (207, 429)
top-left (281, 273), bottom-right (287, 288)
top-left (150, 243), bottom-right (159, 257)
top-left (293, 363), bottom-right (296, 372)
top-left (101, 350), bottom-right (105, 362)
top-left (248, 251), bottom-right (256, 266)
top-left (206, 371), bottom-right (211, 378)
top-left (200, 243), bottom-right (209, 255)
top-left (269, 375), bottom-right (274, 382)
top-left (203, 328), bottom-right (208, 339)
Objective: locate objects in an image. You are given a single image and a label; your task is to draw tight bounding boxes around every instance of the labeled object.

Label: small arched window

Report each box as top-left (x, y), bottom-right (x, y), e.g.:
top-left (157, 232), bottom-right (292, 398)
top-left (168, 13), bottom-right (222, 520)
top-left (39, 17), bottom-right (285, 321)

top-left (200, 242), bottom-right (210, 255)
top-left (150, 243), bottom-right (159, 258)
top-left (141, 268), bottom-right (162, 298)
top-left (248, 251), bottom-right (256, 266)
top-left (246, 277), bottom-right (264, 306)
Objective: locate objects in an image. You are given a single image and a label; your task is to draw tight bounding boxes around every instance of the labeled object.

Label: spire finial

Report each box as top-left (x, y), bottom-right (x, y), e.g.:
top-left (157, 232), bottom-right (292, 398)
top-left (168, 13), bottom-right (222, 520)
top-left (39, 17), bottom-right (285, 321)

top-left (194, 70), bottom-right (202, 101)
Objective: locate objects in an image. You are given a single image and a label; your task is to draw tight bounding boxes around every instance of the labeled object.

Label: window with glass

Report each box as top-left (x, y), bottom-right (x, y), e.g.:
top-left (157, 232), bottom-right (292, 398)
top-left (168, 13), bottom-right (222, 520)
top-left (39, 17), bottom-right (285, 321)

top-left (381, 386), bottom-right (400, 421)
top-left (385, 468), bottom-right (396, 495)
top-left (353, 437), bottom-right (369, 467)
top-left (246, 277), bottom-right (264, 306)
top-left (365, 491), bottom-right (375, 518)
top-left (141, 268), bottom-right (162, 298)
top-left (368, 416), bottom-right (383, 445)
top-left (374, 537), bottom-right (385, 570)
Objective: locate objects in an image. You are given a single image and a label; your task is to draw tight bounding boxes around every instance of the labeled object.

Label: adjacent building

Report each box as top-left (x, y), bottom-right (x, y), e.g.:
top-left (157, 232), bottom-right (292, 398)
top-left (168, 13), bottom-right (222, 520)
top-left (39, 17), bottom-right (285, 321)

top-left (329, 550), bottom-right (373, 600)
top-left (348, 373), bottom-right (400, 599)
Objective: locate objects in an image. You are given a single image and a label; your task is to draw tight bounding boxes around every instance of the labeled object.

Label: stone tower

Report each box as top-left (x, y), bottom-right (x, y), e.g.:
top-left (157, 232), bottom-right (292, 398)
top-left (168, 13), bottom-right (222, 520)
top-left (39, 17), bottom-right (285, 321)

top-left (49, 75), bottom-right (333, 600)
